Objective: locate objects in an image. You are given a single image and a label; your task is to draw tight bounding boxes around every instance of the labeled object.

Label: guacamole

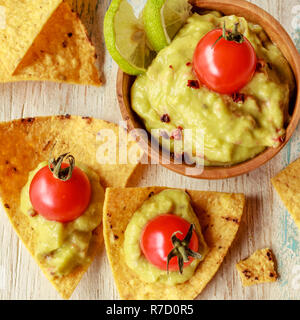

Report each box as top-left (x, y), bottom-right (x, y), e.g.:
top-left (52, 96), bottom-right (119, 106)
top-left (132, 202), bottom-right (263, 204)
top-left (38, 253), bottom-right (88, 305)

top-left (131, 11), bottom-right (295, 166)
top-left (20, 161), bottom-right (104, 278)
top-left (124, 189), bottom-right (208, 284)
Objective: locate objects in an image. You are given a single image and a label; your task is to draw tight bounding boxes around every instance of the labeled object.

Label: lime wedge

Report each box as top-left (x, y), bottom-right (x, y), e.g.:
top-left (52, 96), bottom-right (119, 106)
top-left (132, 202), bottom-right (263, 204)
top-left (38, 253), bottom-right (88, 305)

top-left (104, 0), bottom-right (153, 75)
top-left (143, 0), bottom-right (192, 52)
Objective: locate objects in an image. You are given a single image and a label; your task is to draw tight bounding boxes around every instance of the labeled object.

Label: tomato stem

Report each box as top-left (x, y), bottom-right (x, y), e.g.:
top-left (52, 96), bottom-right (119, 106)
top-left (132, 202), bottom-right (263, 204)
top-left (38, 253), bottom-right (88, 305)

top-left (48, 152), bottom-right (75, 181)
top-left (166, 224), bottom-right (202, 274)
top-left (212, 22), bottom-right (244, 48)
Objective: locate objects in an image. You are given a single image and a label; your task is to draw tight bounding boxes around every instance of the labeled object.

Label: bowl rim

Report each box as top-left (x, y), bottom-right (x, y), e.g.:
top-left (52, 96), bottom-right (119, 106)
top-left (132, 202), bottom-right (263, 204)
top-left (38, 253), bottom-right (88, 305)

top-left (117, 0), bottom-right (300, 180)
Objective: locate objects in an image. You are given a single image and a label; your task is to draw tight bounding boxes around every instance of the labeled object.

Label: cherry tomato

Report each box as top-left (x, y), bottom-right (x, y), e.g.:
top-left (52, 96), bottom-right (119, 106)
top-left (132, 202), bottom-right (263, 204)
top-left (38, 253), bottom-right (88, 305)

top-left (193, 28), bottom-right (257, 94)
top-left (140, 214), bottom-right (199, 271)
top-left (29, 163), bottom-right (91, 223)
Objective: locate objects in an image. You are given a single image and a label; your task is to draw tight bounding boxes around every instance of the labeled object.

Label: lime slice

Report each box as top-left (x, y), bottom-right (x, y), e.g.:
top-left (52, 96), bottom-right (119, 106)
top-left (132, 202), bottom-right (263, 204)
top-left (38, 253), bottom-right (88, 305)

top-left (104, 0), bottom-right (153, 75)
top-left (143, 0), bottom-right (192, 52)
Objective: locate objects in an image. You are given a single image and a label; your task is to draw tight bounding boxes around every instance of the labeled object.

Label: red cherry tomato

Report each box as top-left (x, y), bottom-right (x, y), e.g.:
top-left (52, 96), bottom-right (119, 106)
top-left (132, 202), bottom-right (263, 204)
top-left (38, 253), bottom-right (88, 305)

top-left (140, 214), bottom-right (199, 271)
top-left (29, 163), bottom-right (91, 223)
top-left (193, 28), bottom-right (257, 94)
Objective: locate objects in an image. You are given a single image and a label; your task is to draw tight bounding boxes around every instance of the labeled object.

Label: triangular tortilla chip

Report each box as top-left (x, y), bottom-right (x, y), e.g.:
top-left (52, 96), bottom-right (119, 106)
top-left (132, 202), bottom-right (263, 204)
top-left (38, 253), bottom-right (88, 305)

top-left (236, 248), bottom-right (278, 286)
top-left (0, 0), bottom-right (63, 74)
top-left (0, 2), bottom-right (101, 86)
top-left (0, 115), bottom-right (142, 299)
top-left (271, 158), bottom-right (300, 230)
top-left (103, 187), bottom-right (245, 300)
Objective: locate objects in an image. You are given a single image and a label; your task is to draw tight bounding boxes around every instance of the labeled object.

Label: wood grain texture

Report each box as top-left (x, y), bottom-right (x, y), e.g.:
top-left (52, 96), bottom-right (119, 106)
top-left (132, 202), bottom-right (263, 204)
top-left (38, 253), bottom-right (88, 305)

top-left (0, 0), bottom-right (300, 300)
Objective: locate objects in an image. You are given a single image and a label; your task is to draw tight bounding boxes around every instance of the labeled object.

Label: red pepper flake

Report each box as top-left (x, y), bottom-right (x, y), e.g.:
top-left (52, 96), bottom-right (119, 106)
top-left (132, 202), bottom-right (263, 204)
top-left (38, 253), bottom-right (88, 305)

top-left (256, 59), bottom-right (266, 72)
top-left (28, 208), bottom-right (38, 217)
top-left (169, 65), bottom-right (173, 69)
top-left (232, 92), bottom-right (245, 103)
top-left (186, 62), bottom-right (191, 66)
top-left (171, 127), bottom-right (183, 140)
top-left (160, 113), bottom-right (170, 123)
top-left (187, 80), bottom-right (200, 89)
top-left (273, 135), bottom-right (285, 143)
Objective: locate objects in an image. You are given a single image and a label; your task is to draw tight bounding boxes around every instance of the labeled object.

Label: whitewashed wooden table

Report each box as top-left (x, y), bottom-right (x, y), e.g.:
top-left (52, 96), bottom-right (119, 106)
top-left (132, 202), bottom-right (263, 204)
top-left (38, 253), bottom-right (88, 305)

top-left (0, 0), bottom-right (300, 300)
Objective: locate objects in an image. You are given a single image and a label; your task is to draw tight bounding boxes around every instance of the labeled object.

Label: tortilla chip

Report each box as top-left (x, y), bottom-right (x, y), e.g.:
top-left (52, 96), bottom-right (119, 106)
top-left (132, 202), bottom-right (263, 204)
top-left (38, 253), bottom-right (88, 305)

top-left (0, 2), bottom-right (101, 86)
top-left (0, 115), bottom-right (142, 299)
top-left (236, 248), bottom-right (278, 286)
top-left (0, 0), bottom-right (62, 74)
top-left (271, 158), bottom-right (300, 230)
top-left (103, 187), bottom-right (245, 300)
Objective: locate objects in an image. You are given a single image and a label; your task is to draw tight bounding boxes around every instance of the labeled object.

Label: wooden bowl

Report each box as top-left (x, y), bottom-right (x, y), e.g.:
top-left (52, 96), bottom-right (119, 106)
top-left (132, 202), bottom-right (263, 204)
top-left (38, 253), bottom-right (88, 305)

top-left (117, 0), bottom-right (300, 179)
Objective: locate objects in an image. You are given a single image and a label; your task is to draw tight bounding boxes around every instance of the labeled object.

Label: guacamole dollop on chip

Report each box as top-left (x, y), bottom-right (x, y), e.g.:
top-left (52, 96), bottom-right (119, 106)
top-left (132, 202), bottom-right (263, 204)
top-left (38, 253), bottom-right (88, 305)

top-left (103, 187), bottom-right (245, 300)
top-left (0, 115), bottom-right (142, 299)
top-left (124, 189), bottom-right (208, 285)
top-left (20, 161), bottom-right (104, 278)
